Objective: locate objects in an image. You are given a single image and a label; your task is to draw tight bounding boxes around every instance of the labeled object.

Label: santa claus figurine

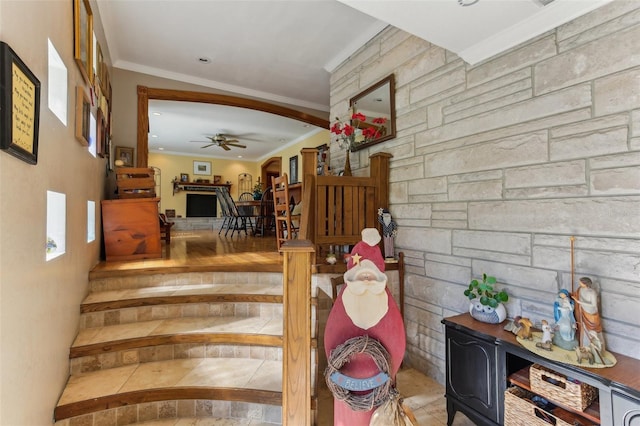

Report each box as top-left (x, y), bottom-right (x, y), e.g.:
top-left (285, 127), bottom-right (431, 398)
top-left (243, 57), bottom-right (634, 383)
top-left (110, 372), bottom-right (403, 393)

top-left (324, 228), bottom-right (406, 425)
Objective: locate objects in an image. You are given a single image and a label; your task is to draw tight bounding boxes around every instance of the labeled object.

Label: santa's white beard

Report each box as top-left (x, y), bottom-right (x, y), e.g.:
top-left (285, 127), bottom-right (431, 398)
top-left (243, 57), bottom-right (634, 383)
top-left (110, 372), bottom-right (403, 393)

top-left (342, 279), bottom-right (389, 330)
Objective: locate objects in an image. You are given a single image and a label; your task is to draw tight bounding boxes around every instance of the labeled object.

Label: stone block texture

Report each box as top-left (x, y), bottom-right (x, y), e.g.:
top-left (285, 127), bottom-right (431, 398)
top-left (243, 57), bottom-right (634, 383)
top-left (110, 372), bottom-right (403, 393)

top-left (329, 0), bottom-right (640, 383)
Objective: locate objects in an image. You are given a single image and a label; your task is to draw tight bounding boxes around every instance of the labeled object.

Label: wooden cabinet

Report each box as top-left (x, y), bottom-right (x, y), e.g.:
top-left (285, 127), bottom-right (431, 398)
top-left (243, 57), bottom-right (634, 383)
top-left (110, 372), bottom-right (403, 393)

top-left (446, 327), bottom-right (501, 425)
top-left (443, 313), bottom-right (640, 426)
top-left (101, 198), bottom-right (161, 261)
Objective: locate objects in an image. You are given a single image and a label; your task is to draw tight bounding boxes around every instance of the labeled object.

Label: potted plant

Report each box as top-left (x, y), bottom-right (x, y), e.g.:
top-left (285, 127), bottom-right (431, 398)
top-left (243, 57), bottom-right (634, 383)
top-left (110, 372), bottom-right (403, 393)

top-left (253, 182), bottom-right (263, 200)
top-left (464, 273), bottom-right (508, 324)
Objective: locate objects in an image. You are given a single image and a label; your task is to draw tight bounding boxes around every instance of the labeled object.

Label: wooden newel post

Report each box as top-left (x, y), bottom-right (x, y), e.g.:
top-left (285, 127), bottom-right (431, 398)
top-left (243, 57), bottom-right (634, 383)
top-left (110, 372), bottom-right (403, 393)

top-left (281, 239), bottom-right (315, 426)
top-left (369, 152), bottom-right (392, 210)
top-left (136, 86), bottom-right (149, 168)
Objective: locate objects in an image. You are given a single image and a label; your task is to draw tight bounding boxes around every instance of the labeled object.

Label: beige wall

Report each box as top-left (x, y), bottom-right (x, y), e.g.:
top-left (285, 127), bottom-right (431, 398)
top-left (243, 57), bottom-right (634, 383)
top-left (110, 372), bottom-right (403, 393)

top-left (330, 1), bottom-right (640, 384)
top-left (0, 1), bottom-right (108, 424)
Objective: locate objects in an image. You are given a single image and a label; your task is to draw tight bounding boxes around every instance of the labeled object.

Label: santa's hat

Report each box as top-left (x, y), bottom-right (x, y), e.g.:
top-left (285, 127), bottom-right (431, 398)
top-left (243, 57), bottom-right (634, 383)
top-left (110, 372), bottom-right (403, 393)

top-left (347, 228), bottom-right (385, 272)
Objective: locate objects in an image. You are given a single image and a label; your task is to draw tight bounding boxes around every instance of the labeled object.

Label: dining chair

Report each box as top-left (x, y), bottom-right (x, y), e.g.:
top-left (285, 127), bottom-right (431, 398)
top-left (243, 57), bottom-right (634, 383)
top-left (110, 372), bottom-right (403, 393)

top-left (255, 186), bottom-right (274, 237)
top-left (238, 192), bottom-right (254, 201)
top-left (216, 187), bottom-right (253, 237)
top-left (214, 187), bottom-right (233, 235)
top-left (271, 173), bottom-right (299, 250)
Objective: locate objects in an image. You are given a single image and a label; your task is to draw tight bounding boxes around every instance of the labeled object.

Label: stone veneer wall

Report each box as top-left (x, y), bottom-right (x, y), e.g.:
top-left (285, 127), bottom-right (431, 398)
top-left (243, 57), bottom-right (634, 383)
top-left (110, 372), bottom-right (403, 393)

top-left (329, 1), bottom-right (640, 383)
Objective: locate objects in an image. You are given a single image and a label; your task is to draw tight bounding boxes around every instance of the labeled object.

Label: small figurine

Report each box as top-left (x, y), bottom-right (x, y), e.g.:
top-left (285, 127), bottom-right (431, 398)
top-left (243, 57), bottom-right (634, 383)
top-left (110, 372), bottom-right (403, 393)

top-left (552, 289), bottom-right (579, 350)
top-left (536, 320), bottom-right (553, 351)
top-left (505, 316), bottom-right (534, 340)
top-left (575, 346), bottom-right (595, 365)
top-left (377, 208), bottom-right (397, 259)
top-left (572, 277), bottom-right (605, 353)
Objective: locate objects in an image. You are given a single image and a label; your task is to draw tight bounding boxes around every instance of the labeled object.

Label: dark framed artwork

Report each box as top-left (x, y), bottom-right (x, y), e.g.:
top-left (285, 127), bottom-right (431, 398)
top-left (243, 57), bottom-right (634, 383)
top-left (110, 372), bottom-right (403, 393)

top-left (289, 155), bottom-right (298, 184)
top-left (180, 173), bottom-right (189, 182)
top-left (73, 0), bottom-right (93, 84)
top-left (115, 146), bottom-right (134, 166)
top-left (97, 107), bottom-right (108, 157)
top-left (75, 86), bottom-right (90, 146)
top-left (0, 42), bottom-right (41, 165)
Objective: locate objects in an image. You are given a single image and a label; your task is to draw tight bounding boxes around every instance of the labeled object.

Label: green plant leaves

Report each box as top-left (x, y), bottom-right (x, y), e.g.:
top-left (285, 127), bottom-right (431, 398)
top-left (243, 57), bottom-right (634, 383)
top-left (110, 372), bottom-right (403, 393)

top-left (465, 274), bottom-right (508, 306)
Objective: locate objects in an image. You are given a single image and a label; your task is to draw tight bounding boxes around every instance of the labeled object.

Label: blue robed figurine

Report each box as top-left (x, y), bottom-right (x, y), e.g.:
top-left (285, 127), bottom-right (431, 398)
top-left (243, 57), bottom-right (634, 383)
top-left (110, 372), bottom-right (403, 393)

top-left (552, 289), bottom-right (579, 350)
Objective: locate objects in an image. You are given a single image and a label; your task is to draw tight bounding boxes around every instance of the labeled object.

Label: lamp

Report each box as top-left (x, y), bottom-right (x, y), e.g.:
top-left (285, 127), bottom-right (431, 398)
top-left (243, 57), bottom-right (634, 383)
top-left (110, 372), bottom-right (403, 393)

top-left (114, 159), bottom-right (124, 167)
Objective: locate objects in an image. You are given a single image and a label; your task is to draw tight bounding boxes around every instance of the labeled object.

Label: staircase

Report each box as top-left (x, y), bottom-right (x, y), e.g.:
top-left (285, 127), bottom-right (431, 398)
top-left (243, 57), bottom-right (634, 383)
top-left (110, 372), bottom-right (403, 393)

top-left (53, 270), bottom-right (317, 425)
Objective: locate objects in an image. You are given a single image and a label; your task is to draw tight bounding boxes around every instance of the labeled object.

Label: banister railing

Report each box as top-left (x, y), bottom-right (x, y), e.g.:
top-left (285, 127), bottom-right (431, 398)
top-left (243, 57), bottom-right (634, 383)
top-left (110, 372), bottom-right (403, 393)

top-left (300, 149), bottom-right (392, 261)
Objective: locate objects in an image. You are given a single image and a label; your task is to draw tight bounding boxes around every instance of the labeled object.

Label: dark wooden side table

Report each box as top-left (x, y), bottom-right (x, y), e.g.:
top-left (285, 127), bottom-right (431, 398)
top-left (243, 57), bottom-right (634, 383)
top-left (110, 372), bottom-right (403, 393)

top-left (442, 313), bottom-right (640, 426)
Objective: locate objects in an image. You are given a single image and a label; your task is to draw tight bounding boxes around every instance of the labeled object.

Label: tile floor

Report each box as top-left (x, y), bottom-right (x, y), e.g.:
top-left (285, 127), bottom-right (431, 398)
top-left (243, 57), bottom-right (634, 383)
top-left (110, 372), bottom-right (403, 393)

top-left (314, 367), bottom-right (476, 426)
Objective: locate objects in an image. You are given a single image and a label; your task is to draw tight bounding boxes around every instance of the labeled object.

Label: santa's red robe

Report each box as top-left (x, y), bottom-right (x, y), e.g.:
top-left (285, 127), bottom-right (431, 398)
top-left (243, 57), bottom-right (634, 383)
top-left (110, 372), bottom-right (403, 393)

top-left (324, 286), bottom-right (406, 425)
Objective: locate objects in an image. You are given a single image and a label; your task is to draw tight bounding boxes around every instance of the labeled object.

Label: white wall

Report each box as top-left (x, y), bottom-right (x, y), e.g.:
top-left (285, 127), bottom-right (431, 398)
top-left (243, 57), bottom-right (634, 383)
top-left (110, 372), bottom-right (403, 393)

top-left (330, 0), bottom-right (640, 383)
top-left (0, 1), bottom-right (108, 424)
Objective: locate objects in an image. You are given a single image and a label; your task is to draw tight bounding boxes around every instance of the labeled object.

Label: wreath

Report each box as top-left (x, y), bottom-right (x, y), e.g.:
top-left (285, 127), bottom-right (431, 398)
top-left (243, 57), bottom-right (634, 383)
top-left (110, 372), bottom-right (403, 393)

top-left (324, 335), bottom-right (393, 411)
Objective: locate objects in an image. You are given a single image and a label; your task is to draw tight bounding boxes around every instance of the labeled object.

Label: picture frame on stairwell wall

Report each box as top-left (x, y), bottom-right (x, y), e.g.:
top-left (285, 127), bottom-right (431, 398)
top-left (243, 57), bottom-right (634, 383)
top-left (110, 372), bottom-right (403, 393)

top-left (0, 42), bottom-right (41, 165)
top-left (73, 0), bottom-right (93, 85)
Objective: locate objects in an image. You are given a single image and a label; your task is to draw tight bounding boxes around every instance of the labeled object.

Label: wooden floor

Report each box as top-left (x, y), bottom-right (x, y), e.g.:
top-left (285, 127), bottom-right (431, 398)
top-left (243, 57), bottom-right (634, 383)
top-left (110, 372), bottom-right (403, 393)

top-left (90, 229), bottom-right (283, 279)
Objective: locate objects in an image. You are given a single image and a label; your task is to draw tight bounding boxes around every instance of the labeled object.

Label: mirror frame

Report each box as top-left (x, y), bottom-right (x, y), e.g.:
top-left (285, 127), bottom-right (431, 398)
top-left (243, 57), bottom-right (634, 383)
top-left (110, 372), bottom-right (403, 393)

top-left (349, 74), bottom-right (395, 152)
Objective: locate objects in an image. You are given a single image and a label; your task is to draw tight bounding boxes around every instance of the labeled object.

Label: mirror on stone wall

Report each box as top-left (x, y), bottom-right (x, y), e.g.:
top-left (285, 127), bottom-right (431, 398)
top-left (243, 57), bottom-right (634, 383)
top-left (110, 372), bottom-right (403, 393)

top-left (349, 74), bottom-right (396, 152)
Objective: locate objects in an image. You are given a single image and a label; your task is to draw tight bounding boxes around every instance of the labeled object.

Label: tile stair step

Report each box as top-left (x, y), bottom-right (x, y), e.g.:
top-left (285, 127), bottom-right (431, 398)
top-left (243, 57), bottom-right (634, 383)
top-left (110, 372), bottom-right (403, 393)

top-left (132, 418), bottom-right (279, 425)
top-left (55, 358), bottom-right (283, 423)
top-left (80, 301), bottom-right (283, 330)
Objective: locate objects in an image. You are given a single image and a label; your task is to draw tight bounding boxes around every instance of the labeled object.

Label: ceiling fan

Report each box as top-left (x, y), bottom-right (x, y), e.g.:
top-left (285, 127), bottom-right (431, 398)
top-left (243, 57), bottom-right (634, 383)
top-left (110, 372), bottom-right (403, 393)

top-left (191, 134), bottom-right (247, 151)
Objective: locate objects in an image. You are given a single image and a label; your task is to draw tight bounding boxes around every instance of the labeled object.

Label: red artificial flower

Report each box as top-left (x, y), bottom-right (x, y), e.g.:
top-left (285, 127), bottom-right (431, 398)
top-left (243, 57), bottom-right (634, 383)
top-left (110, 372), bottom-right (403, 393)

top-left (342, 124), bottom-right (354, 136)
top-left (331, 112), bottom-right (387, 151)
top-left (351, 112), bottom-right (367, 122)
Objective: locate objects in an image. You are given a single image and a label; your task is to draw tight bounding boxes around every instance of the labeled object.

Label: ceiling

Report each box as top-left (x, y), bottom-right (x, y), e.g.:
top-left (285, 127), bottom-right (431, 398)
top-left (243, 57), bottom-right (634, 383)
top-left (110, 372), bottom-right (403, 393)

top-left (96, 0), bottom-right (611, 161)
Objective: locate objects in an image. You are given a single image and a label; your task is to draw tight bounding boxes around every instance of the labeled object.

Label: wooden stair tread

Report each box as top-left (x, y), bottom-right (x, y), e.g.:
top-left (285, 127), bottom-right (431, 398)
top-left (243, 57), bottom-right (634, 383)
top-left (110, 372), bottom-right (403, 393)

top-left (82, 283), bottom-right (283, 312)
top-left (55, 358), bottom-right (282, 421)
top-left (73, 316), bottom-right (283, 350)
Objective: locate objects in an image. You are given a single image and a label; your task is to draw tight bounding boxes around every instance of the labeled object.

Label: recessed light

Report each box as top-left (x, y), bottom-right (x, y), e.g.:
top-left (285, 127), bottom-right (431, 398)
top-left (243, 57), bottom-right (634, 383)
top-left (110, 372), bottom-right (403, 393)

top-left (303, 124), bottom-right (310, 128)
top-left (151, 134), bottom-right (158, 138)
top-left (237, 155), bottom-right (243, 158)
top-left (158, 147), bottom-right (164, 151)
top-left (197, 56), bottom-right (212, 64)
top-left (152, 112), bottom-right (161, 116)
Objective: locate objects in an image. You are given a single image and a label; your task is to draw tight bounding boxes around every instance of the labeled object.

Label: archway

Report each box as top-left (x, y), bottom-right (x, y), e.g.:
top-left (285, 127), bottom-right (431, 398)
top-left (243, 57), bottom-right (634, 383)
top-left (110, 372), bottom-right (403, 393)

top-left (136, 86), bottom-right (329, 167)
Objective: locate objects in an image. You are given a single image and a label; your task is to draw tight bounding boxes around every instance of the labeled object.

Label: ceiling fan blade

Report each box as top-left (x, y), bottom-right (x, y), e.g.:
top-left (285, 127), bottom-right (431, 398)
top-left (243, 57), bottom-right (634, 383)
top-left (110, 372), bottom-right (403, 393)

top-left (200, 143), bottom-right (216, 148)
top-left (226, 142), bottom-right (246, 148)
top-left (220, 144), bottom-right (231, 151)
top-left (223, 139), bottom-right (240, 143)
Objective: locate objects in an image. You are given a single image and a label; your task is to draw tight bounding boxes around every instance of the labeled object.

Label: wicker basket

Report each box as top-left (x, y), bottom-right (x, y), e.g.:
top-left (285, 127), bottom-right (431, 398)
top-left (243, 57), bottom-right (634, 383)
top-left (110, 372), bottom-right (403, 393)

top-left (529, 364), bottom-right (598, 412)
top-left (504, 386), bottom-right (572, 426)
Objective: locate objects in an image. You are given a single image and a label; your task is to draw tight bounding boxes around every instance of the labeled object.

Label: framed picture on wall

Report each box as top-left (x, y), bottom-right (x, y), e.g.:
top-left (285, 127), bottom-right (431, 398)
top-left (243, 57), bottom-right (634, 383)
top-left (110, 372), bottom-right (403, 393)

top-left (115, 146), bottom-right (134, 166)
top-left (73, 0), bottom-right (93, 84)
top-left (180, 173), bottom-right (189, 182)
top-left (289, 155), bottom-right (298, 184)
top-left (193, 160), bottom-right (211, 175)
top-left (0, 42), bottom-right (41, 165)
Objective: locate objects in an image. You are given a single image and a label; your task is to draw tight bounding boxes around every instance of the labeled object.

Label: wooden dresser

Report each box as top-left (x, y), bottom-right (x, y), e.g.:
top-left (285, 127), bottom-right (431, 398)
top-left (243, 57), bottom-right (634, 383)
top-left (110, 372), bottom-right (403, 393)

top-left (101, 198), bottom-right (161, 261)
